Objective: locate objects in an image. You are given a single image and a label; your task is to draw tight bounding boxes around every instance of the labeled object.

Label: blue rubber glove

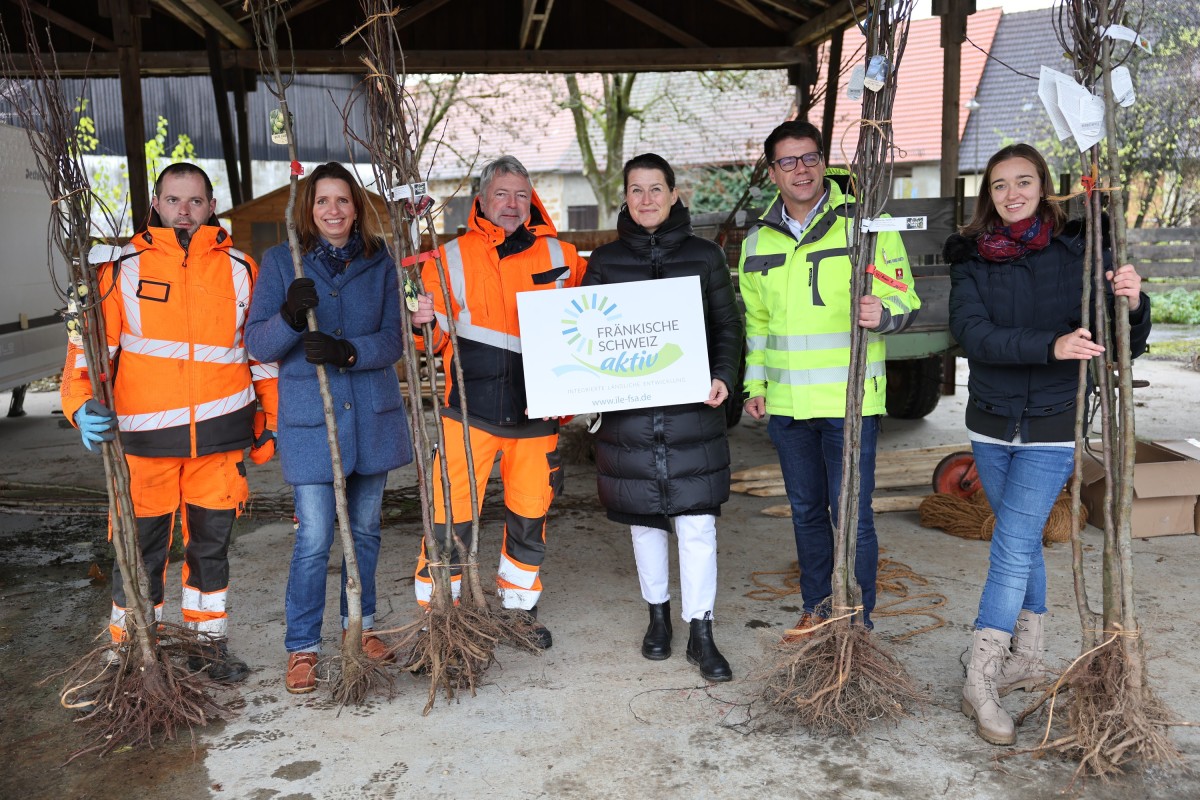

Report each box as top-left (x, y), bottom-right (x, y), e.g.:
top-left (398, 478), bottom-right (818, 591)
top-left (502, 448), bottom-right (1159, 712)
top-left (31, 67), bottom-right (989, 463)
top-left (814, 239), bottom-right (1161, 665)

top-left (74, 398), bottom-right (117, 452)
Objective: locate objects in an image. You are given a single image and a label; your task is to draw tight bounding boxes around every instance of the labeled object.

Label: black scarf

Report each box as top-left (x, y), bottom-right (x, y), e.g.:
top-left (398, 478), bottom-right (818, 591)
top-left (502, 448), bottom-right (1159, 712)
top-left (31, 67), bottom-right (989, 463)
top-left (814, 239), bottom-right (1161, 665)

top-left (314, 231), bottom-right (364, 278)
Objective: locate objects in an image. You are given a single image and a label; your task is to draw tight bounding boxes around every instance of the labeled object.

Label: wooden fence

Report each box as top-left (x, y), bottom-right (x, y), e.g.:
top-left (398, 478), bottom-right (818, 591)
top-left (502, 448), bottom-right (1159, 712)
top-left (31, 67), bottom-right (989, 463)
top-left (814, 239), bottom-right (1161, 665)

top-left (1129, 227), bottom-right (1200, 282)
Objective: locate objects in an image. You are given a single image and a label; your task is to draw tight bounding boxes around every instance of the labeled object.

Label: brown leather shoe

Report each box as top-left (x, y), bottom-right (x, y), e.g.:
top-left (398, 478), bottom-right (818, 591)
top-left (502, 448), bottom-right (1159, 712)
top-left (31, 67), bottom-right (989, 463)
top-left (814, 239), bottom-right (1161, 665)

top-left (286, 652), bottom-right (318, 694)
top-left (782, 612), bottom-right (825, 644)
top-left (343, 629), bottom-right (396, 664)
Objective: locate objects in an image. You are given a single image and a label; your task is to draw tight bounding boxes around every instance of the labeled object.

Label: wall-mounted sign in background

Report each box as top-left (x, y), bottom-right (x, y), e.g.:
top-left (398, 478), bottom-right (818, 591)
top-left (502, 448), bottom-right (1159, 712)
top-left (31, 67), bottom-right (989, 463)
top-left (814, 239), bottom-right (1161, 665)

top-left (516, 275), bottom-right (712, 418)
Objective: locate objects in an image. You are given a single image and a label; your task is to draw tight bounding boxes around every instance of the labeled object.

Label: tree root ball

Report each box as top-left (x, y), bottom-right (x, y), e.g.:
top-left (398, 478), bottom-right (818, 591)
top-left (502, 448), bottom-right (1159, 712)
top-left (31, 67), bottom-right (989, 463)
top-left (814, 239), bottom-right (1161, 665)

top-left (53, 637), bottom-right (227, 762)
top-left (759, 622), bottom-right (923, 735)
top-left (388, 601), bottom-right (540, 715)
top-left (1023, 637), bottom-right (1179, 781)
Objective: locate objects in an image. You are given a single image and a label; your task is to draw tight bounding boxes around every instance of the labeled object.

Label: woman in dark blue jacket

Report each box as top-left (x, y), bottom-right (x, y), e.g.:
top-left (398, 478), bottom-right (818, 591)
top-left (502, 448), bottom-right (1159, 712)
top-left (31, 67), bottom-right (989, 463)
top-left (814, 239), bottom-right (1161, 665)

top-left (583, 153), bottom-right (743, 682)
top-left (245, 162), bottom-right (433, 694)
top-left (947, 143), bottom-right (1150, 746)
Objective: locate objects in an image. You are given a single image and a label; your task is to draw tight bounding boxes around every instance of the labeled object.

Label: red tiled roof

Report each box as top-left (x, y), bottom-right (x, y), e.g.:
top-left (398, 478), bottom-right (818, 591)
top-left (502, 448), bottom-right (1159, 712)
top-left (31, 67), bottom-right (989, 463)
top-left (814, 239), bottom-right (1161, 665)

top-left (829, 8), bottom-right (1002, 165)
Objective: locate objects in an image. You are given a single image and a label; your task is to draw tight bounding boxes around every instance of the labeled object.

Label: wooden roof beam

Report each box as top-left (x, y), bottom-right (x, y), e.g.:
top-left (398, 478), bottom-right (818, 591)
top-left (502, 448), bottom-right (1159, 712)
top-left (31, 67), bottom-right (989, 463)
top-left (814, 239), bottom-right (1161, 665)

top-left (150, 0), bottom-right (205, 37)
top-left (602, 0), bottom-right (707, 49)
top-left (13, 0), bottom-right (116, 50)
top-left (791, 1), bottom-right (866, 48)
top-left (231, 0), bottom-right (331, 23)
top-left (393, 0), bottom-right (455, 32)
top-left (2, 46), bottom-right (809, 75)
top-left (714, 0), bottom-right (787, 32)
top-left (180, 0), bottom-right (252, 48)
top-left (519, 0), bottom-right (556, 50)
top-left (285, 0), bottom-right (333, 22)
top-left (758, 0), bottom-right (819, 21)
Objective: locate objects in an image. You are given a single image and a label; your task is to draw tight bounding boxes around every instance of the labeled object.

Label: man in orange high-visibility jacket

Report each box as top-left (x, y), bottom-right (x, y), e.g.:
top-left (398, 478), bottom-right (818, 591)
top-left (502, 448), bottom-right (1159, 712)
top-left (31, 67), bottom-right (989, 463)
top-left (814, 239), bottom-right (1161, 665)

top-left (61, 163), bottom-right (278, 682)
top-left (413, 155), bottom-right (586, 648)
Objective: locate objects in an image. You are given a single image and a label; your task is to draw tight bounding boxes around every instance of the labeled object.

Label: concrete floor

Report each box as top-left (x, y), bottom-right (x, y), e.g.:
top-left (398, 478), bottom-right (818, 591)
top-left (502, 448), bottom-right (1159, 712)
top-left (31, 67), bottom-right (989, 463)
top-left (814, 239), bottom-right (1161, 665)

top-left (2, 356), bottom-right (1198, 799)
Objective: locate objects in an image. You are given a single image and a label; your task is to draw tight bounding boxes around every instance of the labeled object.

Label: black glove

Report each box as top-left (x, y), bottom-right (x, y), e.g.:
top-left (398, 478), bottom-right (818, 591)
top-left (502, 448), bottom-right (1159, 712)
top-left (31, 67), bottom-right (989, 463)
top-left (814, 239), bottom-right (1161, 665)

top-left (302, 331), bottom-right (357, 367)
top-left (282, 278), bottom-right (319, 331)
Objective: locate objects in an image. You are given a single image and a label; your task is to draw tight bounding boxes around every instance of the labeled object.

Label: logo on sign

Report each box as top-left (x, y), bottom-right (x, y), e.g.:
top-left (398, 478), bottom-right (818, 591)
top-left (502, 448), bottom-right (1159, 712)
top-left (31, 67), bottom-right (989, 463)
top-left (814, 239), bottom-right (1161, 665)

top-left (557, 292), bottom-right (684, 378)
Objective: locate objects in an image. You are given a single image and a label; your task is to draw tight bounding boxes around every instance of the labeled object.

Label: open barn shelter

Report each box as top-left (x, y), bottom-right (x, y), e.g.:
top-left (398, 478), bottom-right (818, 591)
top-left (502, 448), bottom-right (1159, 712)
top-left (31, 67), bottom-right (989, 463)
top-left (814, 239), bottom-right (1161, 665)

top-left (1, 0), bottom-right (981, 225)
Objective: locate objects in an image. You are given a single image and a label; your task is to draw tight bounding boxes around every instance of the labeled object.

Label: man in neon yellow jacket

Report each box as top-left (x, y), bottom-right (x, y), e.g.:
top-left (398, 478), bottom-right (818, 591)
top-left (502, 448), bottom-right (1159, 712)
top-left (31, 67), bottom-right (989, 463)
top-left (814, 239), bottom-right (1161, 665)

top-left (739, 120), bottom-right (921, 634)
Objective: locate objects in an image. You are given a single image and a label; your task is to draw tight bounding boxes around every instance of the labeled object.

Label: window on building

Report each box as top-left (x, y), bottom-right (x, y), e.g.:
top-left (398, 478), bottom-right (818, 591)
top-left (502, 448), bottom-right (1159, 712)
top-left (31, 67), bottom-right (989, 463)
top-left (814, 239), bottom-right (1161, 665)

top-left (440, 196), bottom-right (473, 235)
top-left (567, 205), bottom-right (599, 231)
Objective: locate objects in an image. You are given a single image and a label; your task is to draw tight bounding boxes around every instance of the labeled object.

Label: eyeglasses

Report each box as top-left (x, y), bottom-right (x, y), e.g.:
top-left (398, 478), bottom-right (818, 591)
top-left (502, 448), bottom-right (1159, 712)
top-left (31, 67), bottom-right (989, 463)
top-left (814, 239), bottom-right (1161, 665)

top-left (772, 152), bottom-right (823, 171)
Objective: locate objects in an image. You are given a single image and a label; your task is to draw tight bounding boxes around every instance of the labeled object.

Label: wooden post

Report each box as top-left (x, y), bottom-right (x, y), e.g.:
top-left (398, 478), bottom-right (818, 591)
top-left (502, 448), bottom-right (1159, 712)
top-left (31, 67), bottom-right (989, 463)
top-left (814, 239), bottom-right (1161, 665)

top-left (821, 29), bottom-right (843, 154)
top-left (105, 0), bottom-right (150, 228)
top-left (935, 0), bottom-right (974, 198)
top-left (205, 28), bottom-right (242, 208)
top-left (234, 68), bottom-right (254, 201)
top-left (788, 48), bottom-right (817, 122)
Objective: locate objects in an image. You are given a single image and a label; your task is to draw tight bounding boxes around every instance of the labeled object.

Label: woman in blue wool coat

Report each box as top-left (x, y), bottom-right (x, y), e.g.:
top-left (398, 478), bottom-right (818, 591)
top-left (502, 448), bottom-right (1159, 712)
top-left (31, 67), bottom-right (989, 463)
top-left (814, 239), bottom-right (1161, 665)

top-left (246, 161), bottom-right (433, 694)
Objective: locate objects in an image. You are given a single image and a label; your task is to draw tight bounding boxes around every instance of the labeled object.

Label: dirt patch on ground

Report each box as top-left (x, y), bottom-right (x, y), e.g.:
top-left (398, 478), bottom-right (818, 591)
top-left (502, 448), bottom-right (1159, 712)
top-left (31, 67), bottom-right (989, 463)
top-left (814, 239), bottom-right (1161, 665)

top-left (0, 510), bottom-right (212, 800)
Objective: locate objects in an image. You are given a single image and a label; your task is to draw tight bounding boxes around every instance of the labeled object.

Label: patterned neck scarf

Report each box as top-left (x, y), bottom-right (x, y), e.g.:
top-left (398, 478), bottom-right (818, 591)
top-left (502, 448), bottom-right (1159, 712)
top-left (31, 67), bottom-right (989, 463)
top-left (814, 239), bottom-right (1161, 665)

top-left (314, 230), bottom-right (364, 277)
top-left (977, 216), bottom-right (1053, 262)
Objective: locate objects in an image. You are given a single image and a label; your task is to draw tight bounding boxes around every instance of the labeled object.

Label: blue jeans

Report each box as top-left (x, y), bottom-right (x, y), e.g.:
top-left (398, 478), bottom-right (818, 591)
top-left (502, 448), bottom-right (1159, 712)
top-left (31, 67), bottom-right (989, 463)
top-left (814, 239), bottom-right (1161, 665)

top-left (768, 415), bottom-right (879, 628)
top-left (285, 471), bottom-right (388, 653)
top-left (971, 441), bottom-right (1075, 633)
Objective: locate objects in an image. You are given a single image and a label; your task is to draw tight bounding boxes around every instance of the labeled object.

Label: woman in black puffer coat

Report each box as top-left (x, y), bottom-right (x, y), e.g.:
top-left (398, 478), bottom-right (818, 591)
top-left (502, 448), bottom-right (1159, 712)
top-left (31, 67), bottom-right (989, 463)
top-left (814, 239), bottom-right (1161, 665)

top-left (583, 153), bottom-right (743, 682)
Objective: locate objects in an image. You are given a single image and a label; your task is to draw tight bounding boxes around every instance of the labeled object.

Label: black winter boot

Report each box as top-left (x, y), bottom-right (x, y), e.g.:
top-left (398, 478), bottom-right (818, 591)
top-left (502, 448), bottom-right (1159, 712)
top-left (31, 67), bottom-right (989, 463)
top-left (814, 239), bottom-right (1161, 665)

top-left (641, 601), bottom-right (673, 660)
top-left (188, 638), bottom-right (250, 684)
top-left (514, 605), bottom-right (553, 650)
top-left (686, 617), bottom-right (732, 682)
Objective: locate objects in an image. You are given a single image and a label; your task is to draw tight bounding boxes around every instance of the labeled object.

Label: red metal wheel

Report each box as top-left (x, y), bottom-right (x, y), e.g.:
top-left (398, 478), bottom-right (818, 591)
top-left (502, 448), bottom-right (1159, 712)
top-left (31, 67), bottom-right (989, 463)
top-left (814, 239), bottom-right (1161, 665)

top-left (932, 452), bottom-right (980, 497)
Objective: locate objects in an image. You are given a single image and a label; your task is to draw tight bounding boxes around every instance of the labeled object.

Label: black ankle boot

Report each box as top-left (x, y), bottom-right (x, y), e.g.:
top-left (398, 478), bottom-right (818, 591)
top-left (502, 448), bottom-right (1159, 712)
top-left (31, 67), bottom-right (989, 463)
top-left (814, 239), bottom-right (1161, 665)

top-left (686, 617), bottom-right (732, 682)
top-left (641, 601), bottom-right (673, 660)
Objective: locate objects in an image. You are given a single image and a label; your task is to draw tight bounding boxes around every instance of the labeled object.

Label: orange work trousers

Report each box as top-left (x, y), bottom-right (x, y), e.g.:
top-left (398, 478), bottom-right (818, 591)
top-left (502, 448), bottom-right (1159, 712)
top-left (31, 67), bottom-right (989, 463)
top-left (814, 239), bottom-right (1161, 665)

top-left (109, 451), bottom-right (248, 643)
top-left (415, 417), bottom-right (562, 610)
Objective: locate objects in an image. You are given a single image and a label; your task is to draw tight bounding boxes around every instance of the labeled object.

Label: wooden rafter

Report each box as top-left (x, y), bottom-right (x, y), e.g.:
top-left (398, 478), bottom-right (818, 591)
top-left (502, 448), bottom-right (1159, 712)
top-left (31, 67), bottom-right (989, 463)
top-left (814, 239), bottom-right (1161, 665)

top-left (791, 1), bottom-right (866, 48)
top-left (519, 0), bottom-right (556, 50)
top-left (714, 0), bottom-right (786, 32)
top-left (285, 0), bottom-right (333, 22)
top-left (231, 0), bottom-right (330, 22)
top-left (393, 0), bottom-right (454, 32)
top-left (149, 0), bottom-right (205, 37)
top-left (3, 45), bottom-right (809, 76)
top-left (180, 0), bottom-right (252, 48)
top-left (12, 0), bottom-right (116, 50)
top-left (758, 0), bottom-right (819, 21)
top-left (602, 0), bottom-right (707, 49)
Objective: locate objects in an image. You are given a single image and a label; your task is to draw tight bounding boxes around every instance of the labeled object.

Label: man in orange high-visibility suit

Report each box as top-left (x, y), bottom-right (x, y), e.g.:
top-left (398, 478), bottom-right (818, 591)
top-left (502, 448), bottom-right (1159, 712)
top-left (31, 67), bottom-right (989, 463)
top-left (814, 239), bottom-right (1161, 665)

top-left (61, 163), bottom-right (278, 682)
top-left (413, 155), bottom-right (586, 648)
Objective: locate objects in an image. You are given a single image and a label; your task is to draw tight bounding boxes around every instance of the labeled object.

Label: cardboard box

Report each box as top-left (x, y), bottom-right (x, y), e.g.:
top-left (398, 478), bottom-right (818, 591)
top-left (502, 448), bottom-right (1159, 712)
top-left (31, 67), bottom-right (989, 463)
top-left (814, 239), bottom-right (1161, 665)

top-left (1079, 439), bottom-right (1200, 538)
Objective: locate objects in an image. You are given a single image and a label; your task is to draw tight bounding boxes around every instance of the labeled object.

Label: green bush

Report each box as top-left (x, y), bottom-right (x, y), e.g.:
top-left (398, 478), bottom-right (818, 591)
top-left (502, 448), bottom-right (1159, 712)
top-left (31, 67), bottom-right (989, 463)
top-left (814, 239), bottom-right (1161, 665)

top-left (1150, 288), bottom-right (1200, 325)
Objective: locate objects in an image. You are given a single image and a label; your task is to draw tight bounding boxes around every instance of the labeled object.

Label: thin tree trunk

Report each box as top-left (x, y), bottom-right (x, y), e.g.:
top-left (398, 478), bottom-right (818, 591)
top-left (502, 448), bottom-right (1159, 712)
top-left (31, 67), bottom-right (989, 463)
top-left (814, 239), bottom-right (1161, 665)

top-left (1099, 0), bottom-right (1143, 688)
top-left (247, 2), bottom-right (364, 656)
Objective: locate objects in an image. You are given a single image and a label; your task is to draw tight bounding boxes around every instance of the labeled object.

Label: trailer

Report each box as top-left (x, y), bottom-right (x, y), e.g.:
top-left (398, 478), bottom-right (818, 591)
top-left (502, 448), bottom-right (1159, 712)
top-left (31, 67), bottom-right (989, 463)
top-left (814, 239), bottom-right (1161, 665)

top-left (0, 123), bottom-right (66, 416)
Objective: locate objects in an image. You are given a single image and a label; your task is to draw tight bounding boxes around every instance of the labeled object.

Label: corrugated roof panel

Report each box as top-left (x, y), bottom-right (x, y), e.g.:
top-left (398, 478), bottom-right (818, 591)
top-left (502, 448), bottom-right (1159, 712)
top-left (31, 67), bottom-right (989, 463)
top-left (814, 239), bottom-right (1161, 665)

top-left (46, 74), bottom-right (372, 163)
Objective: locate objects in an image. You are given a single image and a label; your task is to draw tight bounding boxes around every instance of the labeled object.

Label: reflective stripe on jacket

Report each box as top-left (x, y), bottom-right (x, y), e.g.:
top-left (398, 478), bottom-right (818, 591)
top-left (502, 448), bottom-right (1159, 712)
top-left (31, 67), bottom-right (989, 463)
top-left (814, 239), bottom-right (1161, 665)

top-left (418, 188), bottom-right (587, 435)
top-left (61, 225), bottom-right (279, 457)
top-left (738, 175), bottom-right (921, 420)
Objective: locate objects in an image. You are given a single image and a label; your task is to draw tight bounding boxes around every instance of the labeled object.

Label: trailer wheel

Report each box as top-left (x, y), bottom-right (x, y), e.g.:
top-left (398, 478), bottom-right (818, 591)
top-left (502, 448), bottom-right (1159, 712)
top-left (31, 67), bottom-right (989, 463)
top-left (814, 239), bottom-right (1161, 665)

top-left (932, 451), bottom-right (980, 497)
top-left (885, 356), bottom-right (943, 419)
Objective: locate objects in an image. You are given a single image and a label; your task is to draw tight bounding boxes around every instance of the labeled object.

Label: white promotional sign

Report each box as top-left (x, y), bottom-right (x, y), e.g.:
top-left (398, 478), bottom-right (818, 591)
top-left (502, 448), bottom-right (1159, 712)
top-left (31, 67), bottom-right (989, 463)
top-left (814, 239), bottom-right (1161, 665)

top-left (516, 275), bottom-right (712, 418)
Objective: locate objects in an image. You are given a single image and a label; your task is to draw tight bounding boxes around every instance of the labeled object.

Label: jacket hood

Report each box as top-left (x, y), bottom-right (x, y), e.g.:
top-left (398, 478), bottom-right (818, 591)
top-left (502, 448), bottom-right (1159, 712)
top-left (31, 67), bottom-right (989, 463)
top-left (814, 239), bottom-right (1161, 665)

top-left (468, 185), bottom-right (558, 246)
top-left (942, 212), bottom-right (1110, 264)
top-left (136, 224), bottom-right (234, 257)
top-left (616, 199), bottom-right (692, 254)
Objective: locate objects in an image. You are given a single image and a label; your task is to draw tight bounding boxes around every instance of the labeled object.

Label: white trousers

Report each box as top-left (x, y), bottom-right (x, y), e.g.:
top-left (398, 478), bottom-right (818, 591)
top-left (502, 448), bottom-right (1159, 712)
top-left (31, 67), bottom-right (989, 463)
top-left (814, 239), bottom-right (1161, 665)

top-left (631, 514), bottom-right (718, 622)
